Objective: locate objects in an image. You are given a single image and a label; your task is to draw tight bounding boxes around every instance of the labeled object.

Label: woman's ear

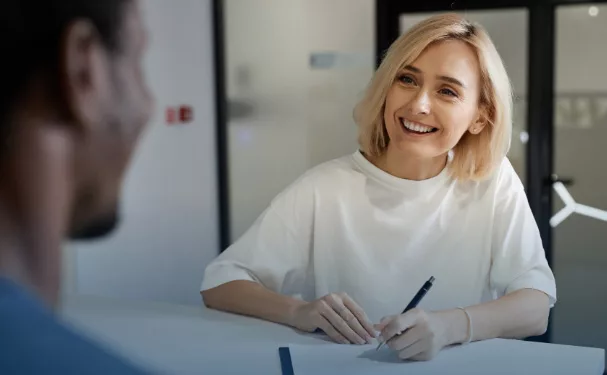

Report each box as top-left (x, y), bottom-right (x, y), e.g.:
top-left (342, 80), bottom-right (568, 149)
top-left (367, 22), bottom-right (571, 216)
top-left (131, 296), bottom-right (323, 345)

top-left (469, 106), bottom-right (489, 135)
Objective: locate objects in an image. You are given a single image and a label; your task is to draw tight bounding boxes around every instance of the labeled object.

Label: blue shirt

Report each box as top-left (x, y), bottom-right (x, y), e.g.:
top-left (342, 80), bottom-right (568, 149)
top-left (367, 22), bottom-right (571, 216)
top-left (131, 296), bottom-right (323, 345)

top-left (0, 277), bottom-right (151, 374)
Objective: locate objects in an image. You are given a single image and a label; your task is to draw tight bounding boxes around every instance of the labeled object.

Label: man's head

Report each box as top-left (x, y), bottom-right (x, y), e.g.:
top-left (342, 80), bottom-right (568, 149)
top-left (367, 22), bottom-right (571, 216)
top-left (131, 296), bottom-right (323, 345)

top-left (1, 0), bottom-right (153, 240)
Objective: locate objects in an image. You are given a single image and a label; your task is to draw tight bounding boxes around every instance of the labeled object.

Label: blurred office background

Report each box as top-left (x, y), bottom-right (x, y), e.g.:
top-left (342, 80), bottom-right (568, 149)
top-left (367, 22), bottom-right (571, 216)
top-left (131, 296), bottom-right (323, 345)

top-left (61, 0), bottom-right (607, 364)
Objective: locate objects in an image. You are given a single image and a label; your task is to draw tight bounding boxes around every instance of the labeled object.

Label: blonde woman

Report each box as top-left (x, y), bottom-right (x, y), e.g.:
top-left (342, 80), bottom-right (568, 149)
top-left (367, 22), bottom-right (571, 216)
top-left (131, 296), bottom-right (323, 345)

top-left (201, 13), bottom-right (556, 361)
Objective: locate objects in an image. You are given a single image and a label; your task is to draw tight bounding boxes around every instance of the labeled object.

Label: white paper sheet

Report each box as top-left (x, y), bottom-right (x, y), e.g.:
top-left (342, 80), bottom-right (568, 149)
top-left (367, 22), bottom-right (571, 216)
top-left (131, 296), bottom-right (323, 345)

top-left (288, 339), bottom-right (604, 375)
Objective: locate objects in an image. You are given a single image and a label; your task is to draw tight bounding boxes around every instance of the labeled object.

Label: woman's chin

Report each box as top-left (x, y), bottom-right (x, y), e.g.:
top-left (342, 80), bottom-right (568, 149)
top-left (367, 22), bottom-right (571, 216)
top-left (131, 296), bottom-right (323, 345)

top-left (389, 142), bottom-right (443, 160)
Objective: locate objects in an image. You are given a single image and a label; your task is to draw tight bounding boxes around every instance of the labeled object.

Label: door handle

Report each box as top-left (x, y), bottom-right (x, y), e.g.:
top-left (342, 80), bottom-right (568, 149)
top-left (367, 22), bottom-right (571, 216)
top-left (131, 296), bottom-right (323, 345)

top-left (545, 174), bottom-right (574, 186)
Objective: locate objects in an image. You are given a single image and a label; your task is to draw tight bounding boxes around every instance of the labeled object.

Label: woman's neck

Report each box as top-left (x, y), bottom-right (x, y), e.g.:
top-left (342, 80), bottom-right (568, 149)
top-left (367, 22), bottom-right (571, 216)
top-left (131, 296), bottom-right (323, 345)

top-left (369, 148), bottom-right (448, 181)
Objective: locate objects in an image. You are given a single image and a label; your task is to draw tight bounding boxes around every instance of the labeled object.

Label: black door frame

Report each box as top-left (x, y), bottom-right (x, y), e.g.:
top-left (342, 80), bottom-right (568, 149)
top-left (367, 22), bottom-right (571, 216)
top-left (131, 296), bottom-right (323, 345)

top-left (377, 0), bottom-right (607, 343)
top-left (212, 0), bottom-right (231, 251)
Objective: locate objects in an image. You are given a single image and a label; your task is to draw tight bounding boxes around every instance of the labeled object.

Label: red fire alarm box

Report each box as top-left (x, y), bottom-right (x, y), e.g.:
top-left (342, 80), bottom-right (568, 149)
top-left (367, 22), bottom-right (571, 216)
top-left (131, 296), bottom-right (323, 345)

top-left (179, 105), bottom-right (193, 123)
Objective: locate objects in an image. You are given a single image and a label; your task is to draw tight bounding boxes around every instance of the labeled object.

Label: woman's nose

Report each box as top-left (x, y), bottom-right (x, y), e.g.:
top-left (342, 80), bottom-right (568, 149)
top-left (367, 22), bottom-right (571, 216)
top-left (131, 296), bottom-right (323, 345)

top-left (409, 90), bottom-right (431, 115)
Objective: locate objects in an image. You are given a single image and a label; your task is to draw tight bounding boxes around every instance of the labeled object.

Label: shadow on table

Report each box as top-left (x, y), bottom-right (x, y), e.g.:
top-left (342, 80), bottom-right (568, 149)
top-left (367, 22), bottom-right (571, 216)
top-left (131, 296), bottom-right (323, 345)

top-left (358, 347), bottom-right (402, 363)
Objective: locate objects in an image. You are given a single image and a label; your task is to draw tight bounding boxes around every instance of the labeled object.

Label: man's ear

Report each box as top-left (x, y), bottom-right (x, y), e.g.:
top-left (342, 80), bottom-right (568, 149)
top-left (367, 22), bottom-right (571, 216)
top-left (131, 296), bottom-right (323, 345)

top-left (59, 19), bottom-right (110, 132)
top-left (469, 105), bottom-right (489, 135)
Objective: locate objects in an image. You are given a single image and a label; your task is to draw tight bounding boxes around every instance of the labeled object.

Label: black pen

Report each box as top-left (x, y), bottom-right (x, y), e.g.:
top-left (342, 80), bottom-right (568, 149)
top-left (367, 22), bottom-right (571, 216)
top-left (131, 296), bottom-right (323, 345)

top-left (376, 276), bottom-right (435, 351)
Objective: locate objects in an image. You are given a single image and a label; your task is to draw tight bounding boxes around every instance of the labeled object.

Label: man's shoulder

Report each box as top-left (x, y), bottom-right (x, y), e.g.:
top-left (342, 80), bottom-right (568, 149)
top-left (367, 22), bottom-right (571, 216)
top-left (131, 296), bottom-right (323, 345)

top-left (0, 278), bottom-right (150, 375)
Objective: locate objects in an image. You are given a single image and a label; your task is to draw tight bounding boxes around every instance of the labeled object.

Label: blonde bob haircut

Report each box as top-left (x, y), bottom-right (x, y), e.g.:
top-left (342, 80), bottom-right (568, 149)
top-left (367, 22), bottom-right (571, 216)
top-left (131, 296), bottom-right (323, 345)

top-left (355, 13), bottom-right (512, 181)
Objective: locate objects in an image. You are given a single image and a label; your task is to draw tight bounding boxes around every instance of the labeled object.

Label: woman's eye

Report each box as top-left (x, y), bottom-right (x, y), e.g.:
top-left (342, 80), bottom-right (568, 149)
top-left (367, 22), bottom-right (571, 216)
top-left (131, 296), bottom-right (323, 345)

top-left (399, 75), bottom-right (416, 85)
top-left (440, 88), bottom-right (457, 97)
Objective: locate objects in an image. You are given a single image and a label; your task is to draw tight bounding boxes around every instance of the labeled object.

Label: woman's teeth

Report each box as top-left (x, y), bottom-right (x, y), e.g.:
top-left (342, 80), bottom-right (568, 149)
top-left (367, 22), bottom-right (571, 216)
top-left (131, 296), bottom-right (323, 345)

top-left (401, 119), bottom-right (436, 133)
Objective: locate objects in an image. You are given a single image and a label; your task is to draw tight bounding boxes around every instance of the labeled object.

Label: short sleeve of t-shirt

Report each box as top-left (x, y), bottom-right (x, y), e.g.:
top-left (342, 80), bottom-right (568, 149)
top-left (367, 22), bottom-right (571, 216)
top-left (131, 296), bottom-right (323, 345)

top-left (201, 172), bottom-right (316, 296)
top-left (488, 159), bottom-right (557, 306)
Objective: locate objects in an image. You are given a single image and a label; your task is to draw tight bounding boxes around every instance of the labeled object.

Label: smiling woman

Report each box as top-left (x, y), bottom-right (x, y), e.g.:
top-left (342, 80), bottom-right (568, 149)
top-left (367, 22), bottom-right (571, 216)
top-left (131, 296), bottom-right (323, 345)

top-left (200, 13), bottom-right (556, 362)
top-left (356, 14), bottom-right (511, 182)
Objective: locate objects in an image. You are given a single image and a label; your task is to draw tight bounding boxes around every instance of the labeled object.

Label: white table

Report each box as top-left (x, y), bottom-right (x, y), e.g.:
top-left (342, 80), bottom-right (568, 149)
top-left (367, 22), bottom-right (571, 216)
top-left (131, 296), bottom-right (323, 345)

top-left (60, 296), bottom-right (605, 375)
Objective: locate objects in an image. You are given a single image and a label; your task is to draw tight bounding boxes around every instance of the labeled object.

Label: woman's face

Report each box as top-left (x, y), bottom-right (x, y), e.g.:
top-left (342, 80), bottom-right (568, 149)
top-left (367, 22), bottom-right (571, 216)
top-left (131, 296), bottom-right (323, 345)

top-left (383, 39), bottom-right (485, 160)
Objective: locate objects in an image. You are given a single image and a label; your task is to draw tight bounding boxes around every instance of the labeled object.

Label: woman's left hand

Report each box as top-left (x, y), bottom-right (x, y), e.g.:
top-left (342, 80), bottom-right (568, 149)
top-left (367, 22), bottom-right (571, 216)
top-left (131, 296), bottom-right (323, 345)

top-left (375, 308), bottom-right (450, 361)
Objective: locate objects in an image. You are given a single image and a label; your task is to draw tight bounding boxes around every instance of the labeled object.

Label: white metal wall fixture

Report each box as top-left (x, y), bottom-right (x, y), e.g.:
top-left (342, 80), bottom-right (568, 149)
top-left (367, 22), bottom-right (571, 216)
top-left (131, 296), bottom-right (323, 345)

top-left (550, 182), bottom-right (607, 227)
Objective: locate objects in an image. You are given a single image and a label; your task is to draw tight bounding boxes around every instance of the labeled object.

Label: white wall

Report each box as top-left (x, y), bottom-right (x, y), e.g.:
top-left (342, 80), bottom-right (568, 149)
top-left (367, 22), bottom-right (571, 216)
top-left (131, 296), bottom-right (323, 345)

top-left (62, 0), bottom-right (219, 306)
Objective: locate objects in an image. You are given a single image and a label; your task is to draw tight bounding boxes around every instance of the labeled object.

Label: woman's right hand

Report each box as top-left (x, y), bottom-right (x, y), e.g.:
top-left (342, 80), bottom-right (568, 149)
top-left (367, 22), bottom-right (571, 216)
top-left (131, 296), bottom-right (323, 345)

top-left (288, 292), bottom-right (377, 345)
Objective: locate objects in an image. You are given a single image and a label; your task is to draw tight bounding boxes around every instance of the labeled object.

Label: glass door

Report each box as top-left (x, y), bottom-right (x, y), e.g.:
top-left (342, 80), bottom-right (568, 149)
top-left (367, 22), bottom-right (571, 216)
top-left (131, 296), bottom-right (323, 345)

top-left (551, 2), bottom-right (607, 357)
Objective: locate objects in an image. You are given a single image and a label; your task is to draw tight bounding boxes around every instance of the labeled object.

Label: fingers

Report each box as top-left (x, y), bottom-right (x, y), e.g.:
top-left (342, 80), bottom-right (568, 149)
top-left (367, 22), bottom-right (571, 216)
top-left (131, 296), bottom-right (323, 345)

top-left (387, 324), bottom-right (424, 352)
top-left (319, 300), bottom-right (367, 345)
top-left (374, 315), bottom-right (398, 332)
top-left (382, 310), bottom-right (441, 361)
top-left (397, 338), bottom-right (429, 361)
top-left (316, 315), bottom-right (349, 345)
top-left (335, 296), bottom-right (374, 342)
top-left (341, 294), bottom-right (377, 339)
top-left (381, 309), bottom-right (423, 343)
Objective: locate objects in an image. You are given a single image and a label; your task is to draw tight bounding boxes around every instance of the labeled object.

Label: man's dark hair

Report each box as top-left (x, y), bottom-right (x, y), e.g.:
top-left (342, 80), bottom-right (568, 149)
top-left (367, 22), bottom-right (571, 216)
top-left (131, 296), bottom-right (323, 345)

top-left (0, 0), bottom-right (131, 131)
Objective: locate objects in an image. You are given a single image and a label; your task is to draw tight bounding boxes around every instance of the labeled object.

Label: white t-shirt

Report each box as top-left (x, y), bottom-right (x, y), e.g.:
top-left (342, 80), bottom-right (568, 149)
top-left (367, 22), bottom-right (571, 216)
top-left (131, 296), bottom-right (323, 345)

top-left (201, 151), bottom-right (557, 323)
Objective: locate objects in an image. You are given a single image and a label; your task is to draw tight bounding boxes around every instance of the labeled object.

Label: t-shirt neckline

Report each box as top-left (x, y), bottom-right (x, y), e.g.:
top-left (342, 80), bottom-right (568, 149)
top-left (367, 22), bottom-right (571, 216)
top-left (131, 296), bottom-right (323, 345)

top-left (352, 149), bottom-right (451, 192)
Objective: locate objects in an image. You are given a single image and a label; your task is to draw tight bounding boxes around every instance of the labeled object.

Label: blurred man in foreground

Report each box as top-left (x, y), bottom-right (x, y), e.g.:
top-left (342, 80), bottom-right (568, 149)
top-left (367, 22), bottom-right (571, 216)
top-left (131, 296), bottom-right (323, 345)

top-left (0, 0), bottom-right (154, 373)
